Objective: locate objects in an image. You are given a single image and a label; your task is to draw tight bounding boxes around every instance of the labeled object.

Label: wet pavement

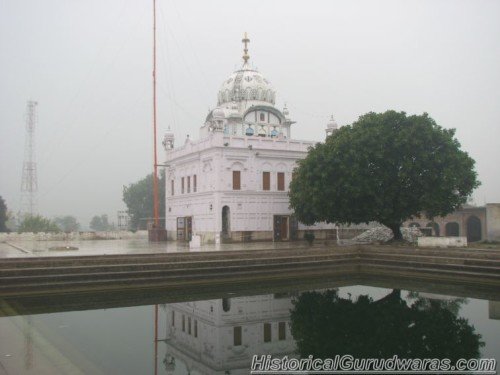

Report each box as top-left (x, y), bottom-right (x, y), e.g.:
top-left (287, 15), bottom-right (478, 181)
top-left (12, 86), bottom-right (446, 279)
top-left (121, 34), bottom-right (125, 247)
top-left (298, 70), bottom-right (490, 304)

top-left (0, 239), bottom-right (322, 258)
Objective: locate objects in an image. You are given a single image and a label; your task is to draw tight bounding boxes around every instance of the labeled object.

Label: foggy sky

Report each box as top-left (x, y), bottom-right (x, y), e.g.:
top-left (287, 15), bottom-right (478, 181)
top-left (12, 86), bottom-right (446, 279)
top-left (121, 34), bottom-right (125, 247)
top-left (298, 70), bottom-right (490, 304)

top-left (1, 0), bottom-right (499, 229)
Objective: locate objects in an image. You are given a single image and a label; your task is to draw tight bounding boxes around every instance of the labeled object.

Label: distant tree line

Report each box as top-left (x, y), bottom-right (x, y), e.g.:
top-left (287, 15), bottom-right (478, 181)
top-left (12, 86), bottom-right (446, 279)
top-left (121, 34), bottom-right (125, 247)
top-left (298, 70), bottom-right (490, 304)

top-left (0, 196), bottom-right (8, 232)
top-left (89, 214), bottom-right (114, 231)
top-left (0, 195), bottom-right (117, 233)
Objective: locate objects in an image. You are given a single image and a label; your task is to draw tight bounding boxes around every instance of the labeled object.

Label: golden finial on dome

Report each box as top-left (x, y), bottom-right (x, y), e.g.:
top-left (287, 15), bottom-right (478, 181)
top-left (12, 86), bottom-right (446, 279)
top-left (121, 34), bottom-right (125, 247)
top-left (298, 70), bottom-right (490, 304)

top-left (242, 32), bottom-right (250, 65)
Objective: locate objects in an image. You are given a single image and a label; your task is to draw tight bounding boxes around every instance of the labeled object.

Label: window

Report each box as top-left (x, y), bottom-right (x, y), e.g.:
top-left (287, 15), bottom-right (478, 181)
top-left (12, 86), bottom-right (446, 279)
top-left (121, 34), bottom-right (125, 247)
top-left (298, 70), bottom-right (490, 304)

top-left (171, 311), bottom-right (175, 327)
top-left (245, 126), bottom-right (254, 136)
top-left (181, 177), bottom-right (185, 194)
top-left (233, 171), bottom-right (241, 190)
top-left (171, 180), bottom-right (174, 196)
top-left (193, 175), bottom-right (197, 193)
top-left (260, 113), bottom-right (265, 122)
top-left (194, 320), bottom-right (198, 338)
top-left (222, 298), bottom-right (231, 312)
top-left (277, 172), bottom-right (285, 191)
top-left (188, 317), bottom-right (192, 335)
top-left (187, 176), bottom-right (191, 193)
top-left (445, 222), bottom-right (460, 236)
top-left (278, 322), bottom-right (286, 340)
top-left (182, 315), bottom-right (185, 332)
top-left (263, 323), bottom-right (271, 343)
top-left (234, 326), bottom-right (242, 346)
top-left (262, 172), bottom-right (270, 191)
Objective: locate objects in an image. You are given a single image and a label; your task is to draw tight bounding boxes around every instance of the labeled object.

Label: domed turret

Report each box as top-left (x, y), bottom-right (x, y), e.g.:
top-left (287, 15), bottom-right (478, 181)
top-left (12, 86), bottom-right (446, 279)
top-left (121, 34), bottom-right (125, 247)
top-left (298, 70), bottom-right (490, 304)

top-left (325, 115), bottom-right (338, 138)
top-left (207, 107), bottom-right (225, 132)
top-left (212, 107), bottom-right (225, 119)
top-left (162, 127), bottom-right (175, 150)
top-left (283, 104), bottom-right (290, 119)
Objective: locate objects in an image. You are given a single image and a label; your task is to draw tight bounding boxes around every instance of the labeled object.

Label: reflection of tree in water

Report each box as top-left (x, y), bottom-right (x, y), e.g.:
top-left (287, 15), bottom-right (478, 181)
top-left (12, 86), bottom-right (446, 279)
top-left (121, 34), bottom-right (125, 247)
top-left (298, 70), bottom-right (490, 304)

top-left (290, 289), bottom-right (483, 361)
top-left (407, 291), bottom-right (467, 316)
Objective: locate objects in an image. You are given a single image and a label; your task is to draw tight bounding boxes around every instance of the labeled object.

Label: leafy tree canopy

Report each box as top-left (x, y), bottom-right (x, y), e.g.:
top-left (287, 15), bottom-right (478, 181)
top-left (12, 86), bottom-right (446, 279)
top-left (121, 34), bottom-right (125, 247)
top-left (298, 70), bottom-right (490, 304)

top-left (0, 196), bottom-right (8, 232)
top-left (290, 289), bottom-right (483, 361)
top-left (89, 214), bottom-right (113, 231)
top-left (289, 111), bottom-right (479, 239)
top-left (122, 171), bottom-right (165, 230)
top-left (54, 215), bottom-right (80, 232)
top-left (18, 215), bottom-right (60, 233)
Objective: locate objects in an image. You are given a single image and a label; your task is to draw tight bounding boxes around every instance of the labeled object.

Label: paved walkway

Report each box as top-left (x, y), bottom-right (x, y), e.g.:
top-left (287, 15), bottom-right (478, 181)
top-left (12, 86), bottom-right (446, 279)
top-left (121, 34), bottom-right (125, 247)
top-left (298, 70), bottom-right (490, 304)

top-left (0, 239), bottom-right (324, 258)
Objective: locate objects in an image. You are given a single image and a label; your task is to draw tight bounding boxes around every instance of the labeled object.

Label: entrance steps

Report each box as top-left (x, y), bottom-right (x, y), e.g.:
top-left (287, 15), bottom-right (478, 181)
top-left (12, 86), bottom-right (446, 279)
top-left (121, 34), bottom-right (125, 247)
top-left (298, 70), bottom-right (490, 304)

top-left (0, 246), bottom-right (499, 297)
top-left (0, 248), bottom-right (358, 296)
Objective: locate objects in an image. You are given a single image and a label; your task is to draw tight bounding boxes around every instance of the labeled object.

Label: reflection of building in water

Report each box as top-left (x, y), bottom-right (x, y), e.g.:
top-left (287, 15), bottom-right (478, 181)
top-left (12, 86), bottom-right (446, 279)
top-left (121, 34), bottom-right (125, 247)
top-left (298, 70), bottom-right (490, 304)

top-left (489, 301), bottom-right (500, 320)
top-left (418, 293), bottom-right (457, 301)
top-left (163, 293), bottom-right (297, 374)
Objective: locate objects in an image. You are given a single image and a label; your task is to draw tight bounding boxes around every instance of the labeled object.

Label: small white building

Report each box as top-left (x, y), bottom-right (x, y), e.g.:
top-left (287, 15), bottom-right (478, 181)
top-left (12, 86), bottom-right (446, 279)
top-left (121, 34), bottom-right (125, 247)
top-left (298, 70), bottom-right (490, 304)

top-left (164, 34), bottom-right (337, 243)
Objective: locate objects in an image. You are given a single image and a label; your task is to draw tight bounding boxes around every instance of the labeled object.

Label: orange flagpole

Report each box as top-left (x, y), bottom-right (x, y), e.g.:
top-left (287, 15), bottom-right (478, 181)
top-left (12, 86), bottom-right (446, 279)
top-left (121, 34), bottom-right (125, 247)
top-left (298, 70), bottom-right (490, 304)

top-left (152, 0), bottom-right (159, 228)
top-left (153, 2), bottom-right (159, 375)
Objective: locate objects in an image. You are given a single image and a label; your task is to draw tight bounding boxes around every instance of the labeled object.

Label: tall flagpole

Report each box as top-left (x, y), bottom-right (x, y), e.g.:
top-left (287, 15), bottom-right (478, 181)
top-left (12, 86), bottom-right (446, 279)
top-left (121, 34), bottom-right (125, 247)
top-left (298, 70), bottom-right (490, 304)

top-left (152, 0), bottom-right (160, 229)
top-left (152, 2), bottom-right (160, 375)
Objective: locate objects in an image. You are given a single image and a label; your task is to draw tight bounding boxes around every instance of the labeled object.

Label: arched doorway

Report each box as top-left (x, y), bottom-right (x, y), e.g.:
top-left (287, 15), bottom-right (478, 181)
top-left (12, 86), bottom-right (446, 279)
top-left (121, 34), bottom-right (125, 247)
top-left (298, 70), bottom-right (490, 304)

top-left (445, 222), bottom-right (459, 236)
top-left (426, 222), bottom-right (440, 237)
top-left (222, 206), bottom-right (230, 238)
top-left (466, 215), bottom-right (482, 242)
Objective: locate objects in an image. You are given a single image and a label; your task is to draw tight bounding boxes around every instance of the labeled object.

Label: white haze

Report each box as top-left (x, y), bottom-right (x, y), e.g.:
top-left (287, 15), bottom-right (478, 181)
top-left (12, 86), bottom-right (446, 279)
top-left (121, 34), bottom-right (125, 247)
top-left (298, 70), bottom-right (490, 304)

top-left (1, 0), bottom-right (499, 228)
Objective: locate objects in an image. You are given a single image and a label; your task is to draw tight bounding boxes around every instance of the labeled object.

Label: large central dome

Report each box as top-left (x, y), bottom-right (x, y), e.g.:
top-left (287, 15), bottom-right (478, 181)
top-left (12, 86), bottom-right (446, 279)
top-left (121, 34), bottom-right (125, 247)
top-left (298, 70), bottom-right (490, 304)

top-left (217, 33), bottom-right (276, 106)
top-left (217, 66), bottom-right (276, 106)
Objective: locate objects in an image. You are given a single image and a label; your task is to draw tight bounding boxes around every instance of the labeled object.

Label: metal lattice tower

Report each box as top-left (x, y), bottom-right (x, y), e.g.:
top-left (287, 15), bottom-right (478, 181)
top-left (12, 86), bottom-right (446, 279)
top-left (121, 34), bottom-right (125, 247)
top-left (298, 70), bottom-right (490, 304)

top-left (20, 100), bottom-right (38, 217)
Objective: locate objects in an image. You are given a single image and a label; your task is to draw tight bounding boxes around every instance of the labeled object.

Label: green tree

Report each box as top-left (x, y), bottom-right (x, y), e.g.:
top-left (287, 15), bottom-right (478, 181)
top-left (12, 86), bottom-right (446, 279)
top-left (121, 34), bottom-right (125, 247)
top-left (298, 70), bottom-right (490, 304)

top-left (54, 215), bottom-right (80, 232)
top-left (0, 196), bottom-right (8, 232)
top-left (122, 171), bottom-right (165, 230)
top-left (18, 215), bottom-right (60, 233)
top-left (290, 289), bottom-right (483, 361)
top-left (89, 214), bottom-right (113, 231)
top-left (289, 111), bottom-right (479, 239)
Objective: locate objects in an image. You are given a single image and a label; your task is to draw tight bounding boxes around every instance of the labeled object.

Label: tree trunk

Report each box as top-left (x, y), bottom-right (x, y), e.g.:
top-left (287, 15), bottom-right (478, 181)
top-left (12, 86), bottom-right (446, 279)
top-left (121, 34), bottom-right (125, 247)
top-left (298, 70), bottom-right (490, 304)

top-left (388, 222), bottom-right (402, 240)
top-left (375, 289), bottom-right (402, 305)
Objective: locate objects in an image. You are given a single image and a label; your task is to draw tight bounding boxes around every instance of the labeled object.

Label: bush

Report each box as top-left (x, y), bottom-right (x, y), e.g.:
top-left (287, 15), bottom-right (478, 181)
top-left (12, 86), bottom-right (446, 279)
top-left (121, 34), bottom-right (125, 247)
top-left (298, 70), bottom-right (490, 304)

top-left (18, 215), bottom-right (60, 233)
top-left (304, 232), bottom-right (315, 245)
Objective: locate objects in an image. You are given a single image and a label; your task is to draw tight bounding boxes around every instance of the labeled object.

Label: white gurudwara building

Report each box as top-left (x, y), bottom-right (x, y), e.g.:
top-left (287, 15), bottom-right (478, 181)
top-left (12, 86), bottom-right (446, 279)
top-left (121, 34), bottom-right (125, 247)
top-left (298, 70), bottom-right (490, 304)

top-left (163, 34), bottom-right (337, 243)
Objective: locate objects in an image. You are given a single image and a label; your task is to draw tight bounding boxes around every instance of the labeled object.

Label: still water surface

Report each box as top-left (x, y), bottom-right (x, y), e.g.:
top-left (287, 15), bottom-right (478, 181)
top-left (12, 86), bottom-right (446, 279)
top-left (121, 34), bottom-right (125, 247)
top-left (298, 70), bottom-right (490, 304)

top-left (1, 285), bottom-right (499, 374)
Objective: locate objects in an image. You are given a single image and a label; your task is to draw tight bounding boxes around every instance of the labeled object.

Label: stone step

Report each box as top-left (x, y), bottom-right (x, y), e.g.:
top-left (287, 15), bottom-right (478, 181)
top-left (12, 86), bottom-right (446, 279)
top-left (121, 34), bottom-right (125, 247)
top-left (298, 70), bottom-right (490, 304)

top-left (360, 246), bottom-right (500, 260)
top-left (361, 253), bottom-right (500, 268)
top-left (0, 257), bottom-right (358, 285)
top-left (0, 246), bottom-right (352, 269)
top-left (361, 258), bottom-right (500, 275)
top-left (359, 263), bottom-right (500, 283)
top-left (0, 252), bottom-right (357, 277)
top-left (0, 261), bottom-right (360, 295)
top-left (1, 245), bottom-right (499, 297)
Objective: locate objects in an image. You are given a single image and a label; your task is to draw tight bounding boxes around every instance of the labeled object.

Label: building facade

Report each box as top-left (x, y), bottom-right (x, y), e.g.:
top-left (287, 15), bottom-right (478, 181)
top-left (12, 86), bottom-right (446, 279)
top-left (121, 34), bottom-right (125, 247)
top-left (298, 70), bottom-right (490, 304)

top-left (163, 35), bottom-right (336, 243)
top-left (403, 203), bottom-right (500, 243)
